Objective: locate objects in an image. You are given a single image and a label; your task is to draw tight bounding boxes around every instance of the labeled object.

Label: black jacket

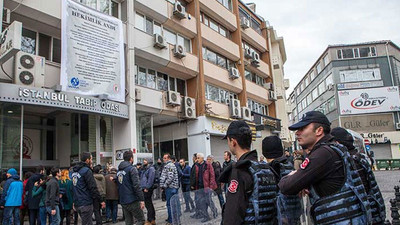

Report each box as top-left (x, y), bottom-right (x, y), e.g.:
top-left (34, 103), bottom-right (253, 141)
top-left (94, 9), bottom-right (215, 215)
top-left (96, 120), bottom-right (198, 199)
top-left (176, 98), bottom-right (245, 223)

top-left (117, 161), bottom-right (144, 205)
top-left (219, 150), bottom-right (258, 225)
top-left (212, 162), bottom-right (222, 193)
top-left (26, 173), bottom-right (43, 209)
top-left (45, 177), bottom-right (60, 210)
top-left (71, 162), bottom-right (102, 207)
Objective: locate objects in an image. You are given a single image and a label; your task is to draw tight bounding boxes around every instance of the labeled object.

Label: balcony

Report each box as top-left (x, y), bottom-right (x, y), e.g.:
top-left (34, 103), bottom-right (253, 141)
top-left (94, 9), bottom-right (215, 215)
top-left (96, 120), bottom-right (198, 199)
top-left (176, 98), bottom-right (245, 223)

top-left (163, 1), bottom-right (197, 38)
top-left (203, 61), bottom-right (243, 93)
top-left (163, 44), bottom-right (199, 79)
top-left (205, 100), bottom-right (230, 118)
top-left (136, 86), bottom-right (182, 116)
top-left (246, 80), bottom-right (270, 105)
top-left (199, 0), bottom-right (237, 31)
top-left (241, 27), bottom-right (267, 52)
top-left (134, 29), bottom-right (170, 70)
top-left (244, 59), bottom-right (271, 78)
top-left (201, 24), bottom-right (240, 61)
top-left (135, 0), bottom-right (168, 23)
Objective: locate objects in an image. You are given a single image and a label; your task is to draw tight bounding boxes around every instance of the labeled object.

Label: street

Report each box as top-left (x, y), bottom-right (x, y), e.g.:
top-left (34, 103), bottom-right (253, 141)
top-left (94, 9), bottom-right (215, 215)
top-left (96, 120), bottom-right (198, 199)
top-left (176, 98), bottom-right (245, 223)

top-left (108, 170), bottom-right (398, 225)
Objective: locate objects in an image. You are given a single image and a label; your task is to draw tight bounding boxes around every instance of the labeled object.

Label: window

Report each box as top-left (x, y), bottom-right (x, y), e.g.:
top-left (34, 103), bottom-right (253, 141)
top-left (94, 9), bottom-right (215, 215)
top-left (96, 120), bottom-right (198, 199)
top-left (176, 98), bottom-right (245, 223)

top-left (203, 47), bottom-right (235, 70)
top-left (296, 88), bottom-right (300, 96)
top-left (337, 46), bottom-right (376, 59)
top-left (325, 74), bottom-right (333, 86)
top-left (248, 99), bottom-right (267, 115)
top-left (135, 12), bottom-right (191, 52)
top-left (135, 13), bottom-right (145, 31)
top-left (304, 76), bottom-right (310, 87)
top-left (245, 70), bottom-right (265, 87)
top-left (78, 0), bottom-right (120, 17)
top-left (297, 103), bottom-right (302, 112)
top-left (288, 113), bottom-right (292, 121)
top-left (327, 97), bottom-right (336, 112)
top-left (201, 13), bottom-right (230, 38)
top-left (239, 7), bottom-right (262, 35)
top-left (21, 27), bottom-right (61, 63)
top-left (316, 62), bottom-right (322, 74)
top-left (21, 28), bottom-right (36, 54)
top-left (323, 54), bottom-right (329, 67)
top-left (311, 88), bottom-right (319, 101)
top-left (135, 65), bottom-right (186, 93)
top-left (318, 81), bottom-right (326, 94)
top-left (306, 94), bottom-right (312, 105)
top-left (216, 0), bottom-right (232, 10)
top-left (310, 70), bottom-right (316, 81)
top-left (293, 108), bottom-right (297, 117)
top-left (301, 98), bottom-right (307, 111)
top-left (205, 84), bottom-right (237, 105)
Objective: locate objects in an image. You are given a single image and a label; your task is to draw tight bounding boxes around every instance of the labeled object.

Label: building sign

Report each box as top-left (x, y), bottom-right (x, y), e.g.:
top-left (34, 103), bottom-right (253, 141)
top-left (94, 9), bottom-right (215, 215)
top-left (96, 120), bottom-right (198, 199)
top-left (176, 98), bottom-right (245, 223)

top-left (337, 80), bottom-right (384, 90)
top-left (0, 83), bottom-right (128, 118)
top-left (61, 0), bottom-right (125, 102)
top-left (253, 113), bottom-right (281, 131)
top-left (338, 86), bottom-right (400, 115)
top-left (360, 133), bottom-right (389, 144)
top-left (340, 113), bottom-right (395, 132)
top-left (339, 68), bottom-right (381, 83)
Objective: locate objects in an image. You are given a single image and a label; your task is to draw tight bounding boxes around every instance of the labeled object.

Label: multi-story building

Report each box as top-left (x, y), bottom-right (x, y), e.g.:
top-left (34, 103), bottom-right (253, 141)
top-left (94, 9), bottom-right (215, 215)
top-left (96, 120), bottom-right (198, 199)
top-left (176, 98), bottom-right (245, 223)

top-left (288, 41), bottom-right (400, 159)
top-left (0, 0), bottom-right (288, 174)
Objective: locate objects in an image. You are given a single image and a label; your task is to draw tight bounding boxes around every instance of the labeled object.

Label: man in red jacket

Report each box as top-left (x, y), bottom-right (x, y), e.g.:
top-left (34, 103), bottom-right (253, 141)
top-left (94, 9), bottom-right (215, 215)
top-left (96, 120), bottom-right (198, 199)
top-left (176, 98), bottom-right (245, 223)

top-left (190, 153), bottom-right (217, 222)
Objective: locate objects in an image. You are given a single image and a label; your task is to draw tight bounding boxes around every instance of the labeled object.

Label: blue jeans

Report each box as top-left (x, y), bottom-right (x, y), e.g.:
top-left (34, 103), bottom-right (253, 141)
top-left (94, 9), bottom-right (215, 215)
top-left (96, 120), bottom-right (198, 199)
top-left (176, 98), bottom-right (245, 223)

top-left (165, 188), bottom-right (178, 223)
top-left (46, 206), bottom-right (61, 225)
top-left (106, 200), bottom-right (118, 223)
top-left (39, 206), bottom-right (48, 225)
top-left (3, 206), bottom-right (20, 225)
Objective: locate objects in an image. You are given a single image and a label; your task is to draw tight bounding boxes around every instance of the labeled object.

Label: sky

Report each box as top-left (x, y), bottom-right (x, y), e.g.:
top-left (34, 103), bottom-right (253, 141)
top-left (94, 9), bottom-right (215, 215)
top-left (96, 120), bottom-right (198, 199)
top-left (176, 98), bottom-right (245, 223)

top-left (243, 0), bottom-right (400, 94)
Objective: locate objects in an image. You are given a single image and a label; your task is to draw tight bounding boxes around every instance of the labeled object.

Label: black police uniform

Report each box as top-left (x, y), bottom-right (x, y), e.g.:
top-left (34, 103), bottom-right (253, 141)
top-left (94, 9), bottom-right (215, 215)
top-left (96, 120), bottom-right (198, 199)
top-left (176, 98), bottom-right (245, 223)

top-left (219, 150), bottom-right (257, 225)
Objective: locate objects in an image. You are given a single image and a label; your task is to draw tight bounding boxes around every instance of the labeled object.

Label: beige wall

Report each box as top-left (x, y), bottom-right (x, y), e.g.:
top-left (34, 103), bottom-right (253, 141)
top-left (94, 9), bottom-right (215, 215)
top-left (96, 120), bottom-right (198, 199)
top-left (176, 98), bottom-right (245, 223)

top-left (245, 80), bottom-right (269, 105)
top-left (198, 0), bottom-right (237, 31)
top-left (201, 24), bottom-right (240, 61)
top-left (241, 27), bottom-right (267, 53)
top-left (164, 1), bottom-right (197, 38)
top-left (244, 59), bottom-right (270, 78)
top-left (203, 61), bottom-right (243, 93)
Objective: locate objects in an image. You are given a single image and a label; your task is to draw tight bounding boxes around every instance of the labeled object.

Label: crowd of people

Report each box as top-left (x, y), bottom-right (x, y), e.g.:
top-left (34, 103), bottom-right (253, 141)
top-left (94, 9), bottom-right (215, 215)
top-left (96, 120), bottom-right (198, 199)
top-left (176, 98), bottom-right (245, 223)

top-left (0, 110), bottom-right (386, 225)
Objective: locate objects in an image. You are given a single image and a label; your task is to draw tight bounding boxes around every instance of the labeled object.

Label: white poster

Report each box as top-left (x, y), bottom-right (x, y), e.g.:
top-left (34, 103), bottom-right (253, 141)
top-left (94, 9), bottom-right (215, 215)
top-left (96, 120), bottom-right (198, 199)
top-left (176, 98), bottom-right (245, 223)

top-left (339, 68), bottom-right (381, 83)
top-left (61, 0), bottom-right (125, 103)
top-left (338, 86), bottom-right (400, 115)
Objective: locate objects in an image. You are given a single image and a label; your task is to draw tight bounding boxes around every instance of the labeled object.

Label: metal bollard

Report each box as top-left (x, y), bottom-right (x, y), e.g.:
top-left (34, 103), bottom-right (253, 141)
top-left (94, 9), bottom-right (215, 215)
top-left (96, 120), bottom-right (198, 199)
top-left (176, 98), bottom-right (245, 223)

top-left (390, 199), bottom-right (400, 225)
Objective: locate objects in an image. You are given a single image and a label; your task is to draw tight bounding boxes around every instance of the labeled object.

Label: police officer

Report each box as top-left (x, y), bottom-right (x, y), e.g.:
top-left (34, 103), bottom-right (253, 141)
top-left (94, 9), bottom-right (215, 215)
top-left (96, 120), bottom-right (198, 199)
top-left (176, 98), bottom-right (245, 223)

top-left (262, 135), bottom-right (302, 225)
top-left (219, 121), bottom-right (278, 225)
top-left (278, 111), bottom-right (371, 225)
top-left (331, 127), bottom-right (385, 225)
top-left (117, 150), bottom-right (145, 225)
top-left (71, 152), bottom-right (105, 225)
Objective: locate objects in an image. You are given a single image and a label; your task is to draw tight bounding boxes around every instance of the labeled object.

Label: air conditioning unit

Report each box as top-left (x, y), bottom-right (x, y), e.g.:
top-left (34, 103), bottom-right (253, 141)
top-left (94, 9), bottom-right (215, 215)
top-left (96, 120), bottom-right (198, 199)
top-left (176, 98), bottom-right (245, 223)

top-left (0, 21), bottom-right (22, 64)
top-left (153, 33), bottom-right (167, 49)
top-left (14, 51), bottom-right (45, 88)
top-left (269, 91), bottom-right (277, 101)
top-left (173, 1), bottom-right (186, 19)
top-left (173, 44), bottom-right (186, 58)
top-left (263, 82), bottom-right (274, 90)
top-left (244, 48), bottom-right (252, 59)
top-left (396, 123), bottom-right (400, 130)
top-left (251, 52), bottom-right (260, 66)
top-left (229, 67), bottom-right (239, 79)
top-left (182, 96), bottom-right (196, 119)
top-left (241, 107), bottom-right (252, 121)
top-left (327, 84), bottom-right (334, 90)
top-left (229, 99), bottom-right (241, 119)
top-left (167, 91), bottom-right (181, 106)
top-left (2, 8), bottom-right (10, 24)
top-left (240, 18), bottom-right (250, 29)
top-left (135, 88), bottom-right (141, 102)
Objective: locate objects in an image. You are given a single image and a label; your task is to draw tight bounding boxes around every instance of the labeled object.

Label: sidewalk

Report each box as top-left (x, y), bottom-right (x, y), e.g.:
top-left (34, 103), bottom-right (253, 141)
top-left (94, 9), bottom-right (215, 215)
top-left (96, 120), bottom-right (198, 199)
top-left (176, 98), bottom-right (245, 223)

top-left (113, 199), bottom-right (169, 225)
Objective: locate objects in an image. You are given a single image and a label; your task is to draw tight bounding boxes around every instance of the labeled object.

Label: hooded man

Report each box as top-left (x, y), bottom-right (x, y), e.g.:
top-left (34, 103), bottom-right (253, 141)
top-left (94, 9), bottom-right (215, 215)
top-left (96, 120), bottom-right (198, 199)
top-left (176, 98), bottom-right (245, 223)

top-left (1, 168), bottom-right (23, 225)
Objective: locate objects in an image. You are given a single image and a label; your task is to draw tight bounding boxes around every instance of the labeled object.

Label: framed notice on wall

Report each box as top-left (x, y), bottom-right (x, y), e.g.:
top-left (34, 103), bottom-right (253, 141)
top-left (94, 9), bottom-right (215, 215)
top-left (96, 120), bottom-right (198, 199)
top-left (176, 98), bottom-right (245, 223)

top-left (61, 0), bottom-right (125, 103)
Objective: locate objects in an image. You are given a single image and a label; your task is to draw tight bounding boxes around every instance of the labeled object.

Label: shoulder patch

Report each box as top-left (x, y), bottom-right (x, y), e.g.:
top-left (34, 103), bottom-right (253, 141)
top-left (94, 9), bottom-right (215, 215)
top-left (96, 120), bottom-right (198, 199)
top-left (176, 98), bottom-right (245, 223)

top-left (300, 158), bottom-right (310, 170)
top-left (228, 180), bottom-right (239, 193)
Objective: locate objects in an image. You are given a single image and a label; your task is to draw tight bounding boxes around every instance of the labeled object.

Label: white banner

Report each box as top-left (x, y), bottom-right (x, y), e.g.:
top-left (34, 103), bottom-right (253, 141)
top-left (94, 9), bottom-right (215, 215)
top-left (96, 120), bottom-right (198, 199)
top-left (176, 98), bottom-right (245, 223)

top-left (61, 0), bottom-right (125, 102)
top-left (338, 86), bottom-right (400, 115)
top-left (339, 68), bottom-right (381, 83)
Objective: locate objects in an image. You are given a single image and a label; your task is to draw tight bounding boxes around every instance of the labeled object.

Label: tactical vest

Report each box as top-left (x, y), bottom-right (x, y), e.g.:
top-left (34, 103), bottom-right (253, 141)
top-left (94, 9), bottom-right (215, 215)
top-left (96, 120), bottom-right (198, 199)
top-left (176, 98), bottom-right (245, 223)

top-left (277, 161), bottom-right (302, 225)
top-left (309, 143), bottom-right (372, 225)
top-left (244, 161), bottom-right (278, 225)
top-left (353, 153), bottom-right (386, 224)
top-left (71, 166), bottom-right (93, 207)
top-left (117, 165), bottom-right (138, 205)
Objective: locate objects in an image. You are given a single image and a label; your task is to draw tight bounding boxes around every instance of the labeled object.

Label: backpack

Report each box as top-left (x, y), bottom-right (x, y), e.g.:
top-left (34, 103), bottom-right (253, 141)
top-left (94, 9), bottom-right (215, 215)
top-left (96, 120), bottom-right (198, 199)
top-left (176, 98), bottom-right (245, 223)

top-left (152, 166), bottom-right (160, 189)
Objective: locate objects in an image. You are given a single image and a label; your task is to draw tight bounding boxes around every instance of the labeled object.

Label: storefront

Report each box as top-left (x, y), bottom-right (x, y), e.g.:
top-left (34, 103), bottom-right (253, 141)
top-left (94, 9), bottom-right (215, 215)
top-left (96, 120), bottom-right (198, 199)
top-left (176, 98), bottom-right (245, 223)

top-left (0, 83), bottom-right (129, 175)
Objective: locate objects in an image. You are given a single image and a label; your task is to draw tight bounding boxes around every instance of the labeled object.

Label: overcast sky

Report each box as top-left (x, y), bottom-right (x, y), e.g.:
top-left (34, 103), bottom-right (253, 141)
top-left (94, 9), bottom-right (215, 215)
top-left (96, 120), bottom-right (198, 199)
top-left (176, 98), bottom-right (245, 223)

top-left (243, 0), bottom-right (400, 94)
